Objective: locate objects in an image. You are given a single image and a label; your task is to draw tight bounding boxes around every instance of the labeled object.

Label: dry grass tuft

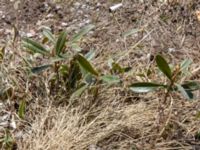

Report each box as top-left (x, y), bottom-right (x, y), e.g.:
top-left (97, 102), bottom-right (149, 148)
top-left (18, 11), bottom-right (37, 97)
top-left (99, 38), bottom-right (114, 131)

top-left (18, 99), bottom-right (156, 150)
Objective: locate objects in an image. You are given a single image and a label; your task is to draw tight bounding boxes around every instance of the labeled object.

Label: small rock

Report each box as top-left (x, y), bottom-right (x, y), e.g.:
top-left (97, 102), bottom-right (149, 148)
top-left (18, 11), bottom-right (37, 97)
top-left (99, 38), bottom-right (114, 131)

top-left (46, 13), bottom-right (54, 19)
top-left (85, 19), bottom-right (91, 24)
top-left (55, 5), bottom-right (62, 10)
top-left (79, 22), bottom-right (85, 27)
top-left (168, 47), bottom-right (176, 53)
top-left (70, 8), bottom-right (75, 12)
top-left (78, 10), bottom-right (83, 14)
top-left (82, 4), bottom-right (86, 9)
top-left (26, 30), bottom-right (36, 38)
top-left (36, 20), bottom-right (43, 26)
top-left (61, 22), bottom-right (68, 27)
top-left (90, 6), bottom-right (95, 10)
top-left (97, 3), bottom-right (101, 7)
top-left (74, 2), bottom-right (81, 8)
top-left (2, 15), bottom-right (5, 19)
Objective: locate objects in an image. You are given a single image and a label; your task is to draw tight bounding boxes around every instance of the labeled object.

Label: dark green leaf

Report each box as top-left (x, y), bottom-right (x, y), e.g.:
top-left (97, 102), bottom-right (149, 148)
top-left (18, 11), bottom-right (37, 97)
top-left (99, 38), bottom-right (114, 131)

top-left (71, 24), bottom-right (95, 42)
top-left (101, 75), bottom-right (121, 84)
top-left (31, 64), bottom-right (51, 74)
top-left (176, 84), bottom-right (193, 100)
top-left (18, 100), bottom-right (26, 119)
top-left (130, 82), bottom-right (165, 93)
top-left (22, 38), bottom-right (49, 55)
top-left (76, 54), bottom-right (99, 76)
top-left (146, 69), bottom-right (152, 76)
top-left (181, 81), bottom-right (200, 91)
top-left (42, 28), bottom-right (56, 44)
top-left (156, 55), bottom-right (172, 80)
top-left (55, 31), bottom-right (67, 56)
top-left (67, 61), bottom-right (82, 89)
top-left (124, 67), bottom-right (132, 72)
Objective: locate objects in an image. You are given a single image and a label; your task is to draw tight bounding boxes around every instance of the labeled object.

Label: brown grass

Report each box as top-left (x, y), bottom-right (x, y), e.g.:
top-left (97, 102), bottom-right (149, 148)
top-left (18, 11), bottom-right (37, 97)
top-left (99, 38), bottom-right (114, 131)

top-left (1, 0), bottom-right (200, 150)
top-left (18, 97), bottom-right (156, 150)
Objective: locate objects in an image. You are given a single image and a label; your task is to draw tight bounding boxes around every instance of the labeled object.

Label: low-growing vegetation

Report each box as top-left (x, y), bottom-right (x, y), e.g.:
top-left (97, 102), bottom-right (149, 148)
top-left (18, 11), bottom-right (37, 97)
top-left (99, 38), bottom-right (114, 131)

top-left (1, 0), bottom-right (200, 149)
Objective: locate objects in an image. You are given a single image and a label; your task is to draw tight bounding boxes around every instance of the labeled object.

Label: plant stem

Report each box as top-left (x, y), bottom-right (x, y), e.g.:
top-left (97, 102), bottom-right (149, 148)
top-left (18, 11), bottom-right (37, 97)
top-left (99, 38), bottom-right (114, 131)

top-left (163, 81), bottom-right (173, 104)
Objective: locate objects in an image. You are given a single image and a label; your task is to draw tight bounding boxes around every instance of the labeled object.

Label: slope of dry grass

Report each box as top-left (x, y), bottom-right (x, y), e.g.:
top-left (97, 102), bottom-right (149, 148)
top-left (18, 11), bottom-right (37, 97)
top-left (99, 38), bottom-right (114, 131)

top-left (1, 0), bottom-right (200, 150)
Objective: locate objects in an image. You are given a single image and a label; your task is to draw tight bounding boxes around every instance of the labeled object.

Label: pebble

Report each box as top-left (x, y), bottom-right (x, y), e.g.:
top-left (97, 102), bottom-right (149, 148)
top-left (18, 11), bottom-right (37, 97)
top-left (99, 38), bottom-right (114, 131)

top-left (168, 47), bottom-right (176, 53)
top-left (46, 13), bottom-right (54, 19)
top-left (61, 22), bottom-right (68, 27)
top-left (26, 30), bottom-right (36, 38)
top-left (74, 2), bottom-right (81, 8)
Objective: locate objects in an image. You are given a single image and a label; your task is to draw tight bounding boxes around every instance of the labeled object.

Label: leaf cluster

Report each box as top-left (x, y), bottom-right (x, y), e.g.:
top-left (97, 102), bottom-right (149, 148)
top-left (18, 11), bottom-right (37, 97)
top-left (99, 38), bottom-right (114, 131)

top-left (130, 55), bottom-right (200, 100)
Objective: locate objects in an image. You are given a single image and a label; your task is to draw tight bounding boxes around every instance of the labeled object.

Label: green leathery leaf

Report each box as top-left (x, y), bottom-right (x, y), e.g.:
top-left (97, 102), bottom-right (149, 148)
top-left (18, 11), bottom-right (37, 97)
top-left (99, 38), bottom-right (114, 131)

top-left (130, 82), bottom-right (165, 93)
top-left (181, 81), bottom-right (200, 91)
top-left (31, 64), bottom-right (51, 74)
top-left (101, 75), bottom-right (121, 84)
top-left (76, 54), bottom-right (99, 76)
top-left (176, 83), bottom-right (193, 100)
top-left (67, 61), bottom-right (82, 89)
top-left (156, 55), bottom-right (172, 80)
top-left (22, 38), bottom-right (49, 55)
top-left (55, 31), bottom-right (67, 56)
